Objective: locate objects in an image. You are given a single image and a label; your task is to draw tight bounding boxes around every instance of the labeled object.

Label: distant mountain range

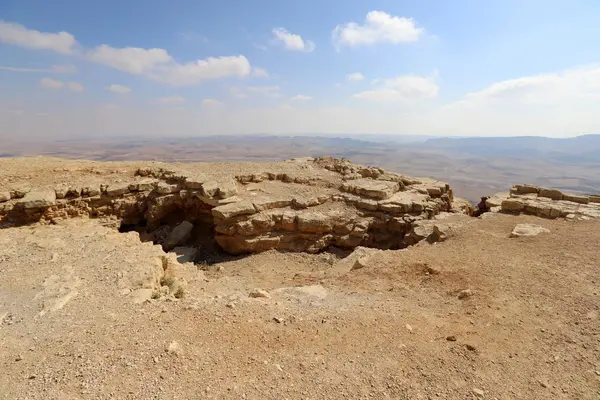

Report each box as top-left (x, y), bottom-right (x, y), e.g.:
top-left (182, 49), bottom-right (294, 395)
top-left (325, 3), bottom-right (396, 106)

top-left (2, 133), bottom-right (599, 202)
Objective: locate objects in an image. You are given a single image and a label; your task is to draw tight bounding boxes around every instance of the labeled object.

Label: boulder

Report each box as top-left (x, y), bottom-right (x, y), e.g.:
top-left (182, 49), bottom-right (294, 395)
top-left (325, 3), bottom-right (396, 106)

top-left (510, 224), bottom-right (550, 238)
top-left (166, 221), bottom-right (194, 250)
top-left (200, 181), bottom-right (219, 198)
top-left (326, 247), bottom-right (380, 277)
top-left (216, 179), bottom-right (238, 199)
top-left (172, 247), bottom-right (198, 264)
top-left (54, 185), bottom-right (68, 199)
top-left (18, 190), bottom-right (56, 209)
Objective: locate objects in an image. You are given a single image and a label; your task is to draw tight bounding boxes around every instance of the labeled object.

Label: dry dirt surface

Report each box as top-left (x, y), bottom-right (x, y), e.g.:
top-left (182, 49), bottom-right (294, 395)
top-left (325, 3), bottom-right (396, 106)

top-left (1, 159), bottom-right (600, 399)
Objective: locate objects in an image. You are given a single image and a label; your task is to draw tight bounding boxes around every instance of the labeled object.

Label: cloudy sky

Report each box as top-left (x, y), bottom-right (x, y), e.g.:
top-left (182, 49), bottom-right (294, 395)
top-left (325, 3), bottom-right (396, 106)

top-left (1, 0), bottom-right (600, 139)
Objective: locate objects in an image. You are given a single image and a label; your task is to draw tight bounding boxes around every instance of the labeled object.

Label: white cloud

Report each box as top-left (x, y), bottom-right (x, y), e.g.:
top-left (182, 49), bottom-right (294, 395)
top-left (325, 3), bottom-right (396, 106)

top-left (156, 96), bottom-right (186, 104)
top-left (353, 74), bottom-right (438, 103)
top-left (272, 28), bottom-right (315, 52)
top-left (252, 67), bottom-right (269, 78)
top-left (290, 95), bottom-right (312, 102)
top-left (0, 21), bottom-right (77, 54)
top-left (107, 84), bottom-right (131, 94)
top-left (87, 45), bottom-right (172, 74)
top-left (67, 81), bottom-right (84, 92)
top-left (347, 72), bottom-right (365, 81)
top-left (40, 77), bottom-right (64, 89)
top-left (202, 99), bottom-right (223, 106)
top-left (333, 11), bottom-right (424, 48)
top-left (462, 66), bottom-right (600, 105)
top-left (154, 56), bottom-right (251, 86)
top-left (0, 21), bottom-right (252, 87)
top-left (0, 64), bottom-right (76, 73)
top-left (86, 45), bottom-right (251, 86)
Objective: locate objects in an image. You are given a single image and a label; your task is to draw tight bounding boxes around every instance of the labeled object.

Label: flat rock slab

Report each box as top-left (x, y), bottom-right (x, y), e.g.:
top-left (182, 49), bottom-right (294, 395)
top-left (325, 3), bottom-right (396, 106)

top-left (343, 179), bottom-right (400, 200)
top-left (510, 224), bottom-right (550, 238)
top-left (18, 190), bottom-right (56, 209)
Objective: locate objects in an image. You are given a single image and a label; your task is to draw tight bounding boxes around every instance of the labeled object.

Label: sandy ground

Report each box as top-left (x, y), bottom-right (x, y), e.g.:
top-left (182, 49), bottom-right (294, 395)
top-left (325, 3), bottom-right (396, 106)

top-left (1, 211), bottom-right (599, 399)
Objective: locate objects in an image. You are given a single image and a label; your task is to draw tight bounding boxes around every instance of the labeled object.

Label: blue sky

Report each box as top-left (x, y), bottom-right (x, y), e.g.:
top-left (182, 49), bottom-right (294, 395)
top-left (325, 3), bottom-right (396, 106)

top-left (1, 0), bottom-right (600, 138)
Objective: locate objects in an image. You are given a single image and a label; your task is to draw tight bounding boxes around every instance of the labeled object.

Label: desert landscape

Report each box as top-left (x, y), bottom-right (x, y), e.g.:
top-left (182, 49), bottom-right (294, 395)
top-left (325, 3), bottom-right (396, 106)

top-left (3, 134), bottom-right (599, 203)
top-left (1, 156), bottom-right (599, 399)
top-left (2, 1), bottom-right (600, 398)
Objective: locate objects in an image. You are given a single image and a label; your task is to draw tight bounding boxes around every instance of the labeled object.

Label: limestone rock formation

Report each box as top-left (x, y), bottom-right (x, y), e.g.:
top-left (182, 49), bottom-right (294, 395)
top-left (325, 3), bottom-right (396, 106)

top-left (490, 184), bottom-right (600, 220)
top-left (0, 157), bottom-right (459, 255)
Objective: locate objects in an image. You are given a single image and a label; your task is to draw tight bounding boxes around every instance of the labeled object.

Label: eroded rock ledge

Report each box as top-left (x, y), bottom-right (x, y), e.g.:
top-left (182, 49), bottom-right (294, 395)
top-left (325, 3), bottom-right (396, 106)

top-left (0, 157), bottom-right (461, 254)
top-left (487, 184), bottom-right (600, 220)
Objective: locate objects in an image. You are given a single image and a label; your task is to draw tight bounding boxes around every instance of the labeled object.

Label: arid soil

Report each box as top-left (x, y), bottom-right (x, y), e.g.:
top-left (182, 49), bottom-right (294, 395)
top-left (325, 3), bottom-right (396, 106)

top-left (1, 158), bottom-right (599, 399)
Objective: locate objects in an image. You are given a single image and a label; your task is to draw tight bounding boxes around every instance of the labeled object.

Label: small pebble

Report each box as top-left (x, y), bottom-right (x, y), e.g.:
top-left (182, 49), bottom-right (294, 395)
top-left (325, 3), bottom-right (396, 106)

top-left (446, 336), bottom-right (457, 342)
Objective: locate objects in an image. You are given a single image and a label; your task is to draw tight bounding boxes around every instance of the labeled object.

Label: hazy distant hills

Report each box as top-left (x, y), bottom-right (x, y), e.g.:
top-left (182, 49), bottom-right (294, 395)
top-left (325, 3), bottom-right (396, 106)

top-left (2, 134), bottom-right (600, 202)
top-left (423, 134), bottom-right (600, 163)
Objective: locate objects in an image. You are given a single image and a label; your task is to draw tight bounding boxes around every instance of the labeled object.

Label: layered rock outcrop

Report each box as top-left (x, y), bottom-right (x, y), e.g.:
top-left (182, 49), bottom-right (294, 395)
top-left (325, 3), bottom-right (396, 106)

top-left (0, 157), bottom-right (459, 254)
top-left (487, 184), bottom-right (600, 220)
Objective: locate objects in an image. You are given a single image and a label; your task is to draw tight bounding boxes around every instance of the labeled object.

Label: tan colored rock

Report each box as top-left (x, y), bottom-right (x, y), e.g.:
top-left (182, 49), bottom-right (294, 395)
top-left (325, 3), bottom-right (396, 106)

top-left (253, 196), bottom-right (292, 211)
top-left (502, 199), bottom-right (525, 212)
top-left (184, 173), bottom-right (209, 189)
top-left (217, 179), bottom-right (238, 199)
top-left (510, 224), bottom-right (550, 238)
top-left (166, 221), bottom-right (194, 250)
top-left (155, 182), bottom-right (180, 194)
top-left (200, 180), bottom-right (219, 197)
top-left (342, 179), bottom-right (400, 200)
top-left (514, 184), bottom-right (539, 195)
top-left (129, 179), bottom-right (157, 192)
top-left (356, 198), bottom-right (379, 211)
top-left (212, 201), bottom-right (257, 220)
top-left (18, 190), bottom-right (56, 209)
top-left (539, 188), bottom-right (563, 200)
top-left (280, 211), bottom-right (297, 231)
top-left (297, 212), bottom-right (333, 233)
top-left (106, 183), bottom-right (130, 196)
top-left (81, 186), bottom-right (101, 197)
top-left (562, 193), bottom-right (589, 204)
top-left (54, 185), bottom-right (68, 199)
